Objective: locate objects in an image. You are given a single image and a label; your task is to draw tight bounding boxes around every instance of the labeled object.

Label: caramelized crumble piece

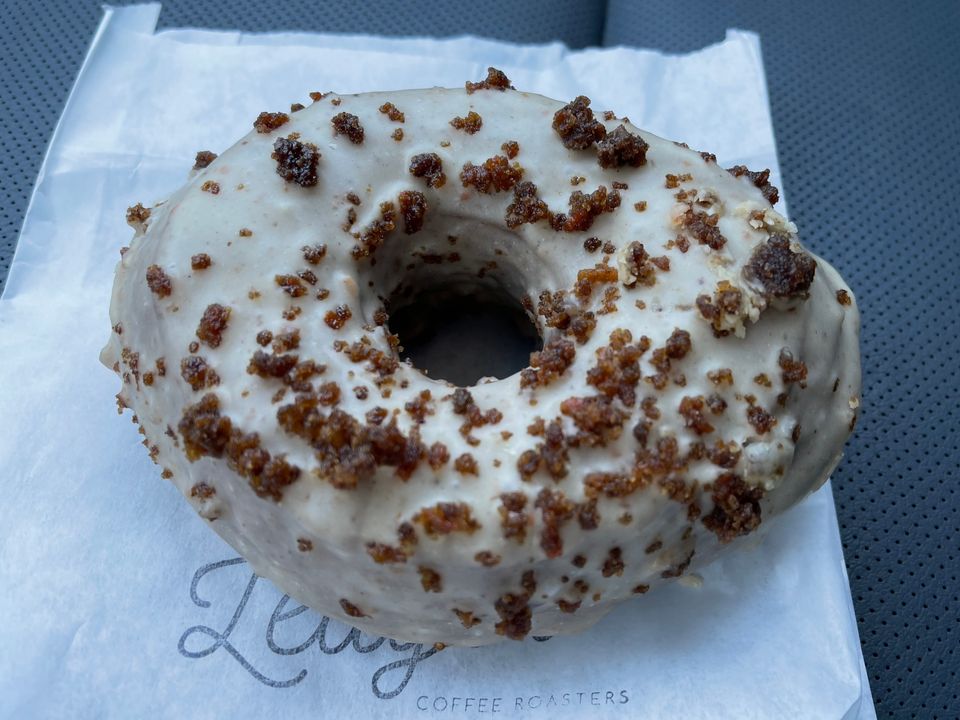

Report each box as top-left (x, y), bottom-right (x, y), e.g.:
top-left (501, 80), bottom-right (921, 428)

top-left (331, 112), bottom-right (364, 144)
top-left (339, 599), bottom-right (368, 618)
top-left (573, 261), bottom-right (619, 301)
top-left (702, 473), bottom-right (764, 542)
top-left (379, 102), bottom-right (405, 122)
top-left (836, 289), bottom-right (852, 306)
top-left (254, 111), bottom-right (289, 133)
top-left (560, 395), bottom-right (626, 447)
top-left (450, 111), bottom-right (482, 134)
top-left (302, 243), bottom-right (327, 265)
top-left (465, 67), bottom-right (513, 94)
top-left (191, 253), bottom-right (212, 271)
top-left (200, 181), bottom-right (220, 195)
top-left (520, 338), bottom-right (576, 389)
top-left (682, 209), bottom-right (725, 250)
top-left (460, 155), bottom-right (523, 193)
top-left (679, 396), bottom-right (715, 435)
top-left (744, 234), bottom-right (817, 299)
top-left (498, 492), bottom-right (529, 542)
top-left (623, 242), bottom-right (657, 287)
top-left (586, 329), bottom-right (646, 406)
top-left (584, 237), bottom-right (602, 253)
top-left (181, 356), bottom-right (219, 390)
top-left (391, 128), bottom-right (404, 141)
top-left (418, 566), bottom-right (443, 593)
top-left (727, 165), bottom-right (779, 205)
top-left (501, 140), bottom-right (520, 158)
top-left (352, 201), bottom-right (397, 258)
top-left (324, 304), bottom-right (352, 329)
top-left (552, 96), bottom-right (606, 150)
top-left (239, 228), bottom-right (253, 237)
top-left (633, 201), bottom-right (647, 212)
top-left (275, 274), bottom-right (306, 297)
top-left (193, 150), bottom-right (217, 169)
top-left (558, 186), bottom-right (621, 232)
top-left (247, 351), bottom-right (298, 378)
top-left (427, 442), bottom-right (450, 470)
top-left (557, 599), bottom-right (581, 613)
top-left (290, 103), bottom-right (305, 113)
top-left (272, 137), bottom-right (320, 187)
top-left (190, 482), bottom-right (215, 499)
top-left (475, 551), bottom-right (501, 567)
top-left (696, 282), bottom-right (743, 337)
top-left (453, 609), bottom-right (481, 628)
top-left (413, 502), bottom-right (480, 536)
top-left (196, 304), bottom-right (230, 348)
top-left (517, 419), bottom-right (568, 480)
top-left (126, 203), bottom-right (150, 226)
top-left (398, 190), bottom-right (427, 234)
top-left (494, 570), bottom-right (536, 640)
top-left (454, 453), bottom-right (479, 475)
top-left (601, 547), bottom-right (625, 577)
top-left (596, 125), bottom-right (648, 168)
top-left (778, 349), bottom-right (808, 387)
top-left (409, 152), bottom-right (446, 188)
top-left (746, 404), bottom-right (777, 434)
top-left (272, 329), bottom-right (300, 352)
top-left (146, 265), bottom-right (172, 297)
top-left (366, 542), bottom-right (408, 564)
top-left (535, 488), bottom-right (576, 558)
top-left (505, 181), bottom-right (551, 228)
top-left (708, 368), bottom-right (734, 385)
top-left (256, 330), bottom-right (273, 347)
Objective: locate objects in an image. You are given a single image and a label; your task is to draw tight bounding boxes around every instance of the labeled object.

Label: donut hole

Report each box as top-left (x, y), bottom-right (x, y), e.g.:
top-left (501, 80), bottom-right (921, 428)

top-left (387, 282), bottom-right (542, 387)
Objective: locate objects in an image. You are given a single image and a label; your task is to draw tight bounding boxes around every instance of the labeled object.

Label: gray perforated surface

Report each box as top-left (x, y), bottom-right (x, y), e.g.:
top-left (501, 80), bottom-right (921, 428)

top-left (2, 2), bottom-right (958, 717)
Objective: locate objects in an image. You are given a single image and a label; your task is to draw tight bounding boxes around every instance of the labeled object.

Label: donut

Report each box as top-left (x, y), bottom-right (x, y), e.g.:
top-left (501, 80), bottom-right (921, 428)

top-left (101, 68), bottom-right (861, 646)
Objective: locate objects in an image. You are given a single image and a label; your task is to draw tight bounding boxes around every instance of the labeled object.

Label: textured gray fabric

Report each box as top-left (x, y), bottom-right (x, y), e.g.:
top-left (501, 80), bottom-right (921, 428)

top-left (3, 1), bottom-right (958, 716)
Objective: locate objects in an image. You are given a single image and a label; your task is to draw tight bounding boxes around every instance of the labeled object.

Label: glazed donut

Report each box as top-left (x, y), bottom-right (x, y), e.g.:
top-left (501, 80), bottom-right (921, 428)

top-left (102, 68), bottom-right (861, 646)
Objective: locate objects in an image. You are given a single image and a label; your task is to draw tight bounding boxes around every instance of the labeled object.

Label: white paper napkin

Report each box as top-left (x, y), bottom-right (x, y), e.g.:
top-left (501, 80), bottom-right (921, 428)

top-left (0, 5), bottom-right (874, 718)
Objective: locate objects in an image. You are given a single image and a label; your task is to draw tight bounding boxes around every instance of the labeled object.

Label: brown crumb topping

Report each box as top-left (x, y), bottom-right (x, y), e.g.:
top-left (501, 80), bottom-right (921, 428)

top-left (190, 482), bottom-right (215, 499)
top-left (556, 186), bottom-right (621, 233)
top-left (520, 338), bottom-right (576, 389)
top-left (191, 253), bottom-right (211, 270)
top-left (331, 112), bottom-right (364, 144)
top-left (744, 234), bottom-right (817, 300)
top-left (418, 566), bottom-right (443, 593)
top-left (586, 329), bottom-right (646, 406)
top-left (367, 542), bottom-right (407, 564)
top-left (535, 488), bottom-right (576, 558)
top-left (272, 137), bottom-right (320, 187)
top-left (505, 181), bottom-right (551, 229)
top-left (454, 453), bottom-right (479, 475)
top-left (178, 393), bottom-right (301, 500)
top-left (378, 102), bottom-right (405, 122)
top-left (560, 395), bottom-right (626, 447)
top-left (146, 265), bottom-right (172, 297)
top-left (460, 155), bottom-right (523, 193)
top-left (517, 419), bottom-right (568, 481)
top-left (247, 351), bottom-right (298, 379)
top-left (302, 243), bottom-right (327, 265)
top-left (193, 150), bottom-right (217, 169)
top-left (413, 502), bottom-right (480, 537)
top-left (391, 128), bottom-right (404, 141)
top-left (196, 304), bottom-right (230, 347)
top-left (323, 304), bottom-right (352, 330)
top-left (465, 67), bottom-right (513, 94)
top-left (552, 96), bottom-right (606, 150)
top-left (296, 538), bottom-right (313, 552)
top-left (254, 112), bottom-right (289, 133)
top-left (601, 547), bottom-right (624, 577)
top-left (450, 111), bottom-right (482, 134)
top-left (746, 403), bottom-right (777, 434)
top-left (126, 203), bottom-right (150, 226)
top-left (679, 396), bottom-right (715, 435)
top-left (727, 165), bottom-right (779, 205)
top-left (454, 609), bottom-right (481, 628)
top-left (398, 190), bottom-right (427, 234)
top-left (239, 228), bottom-right (253, 237)
top-left (275, 274), bottom-right (306, 297)
top-left (499, 492), bottom-right (529, 543)
top-left (836, 289), bottom-right (852, 306)
top-left (352, 201), bottom-right (397, 258)
top-left (778, 348), bottom-right (808, 387)
top-left (702, 473), bottom-right (764, 542)
top-left (596, 125), bottom-right (648, 168)
top-left (501, 140), bottom-right (520, 159)
top-left (494, 570), bottom-right (536, 640)
top-left (409, 153), bottom-right (446, 188)
top-left (181, 356), bottom-right (220, 390)
top-left (339, 599), bottom-right (368, 618)
top-left (475, 551), bottom-right (501, 567)
top-left (682, 209), bottom-right (725, 250)
top-left (696, 281), bottom-right (743, 337)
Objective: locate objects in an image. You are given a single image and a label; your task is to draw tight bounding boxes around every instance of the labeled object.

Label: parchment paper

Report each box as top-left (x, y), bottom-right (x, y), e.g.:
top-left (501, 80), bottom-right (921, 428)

top-left (0, 5), bottom-right (875, 718)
